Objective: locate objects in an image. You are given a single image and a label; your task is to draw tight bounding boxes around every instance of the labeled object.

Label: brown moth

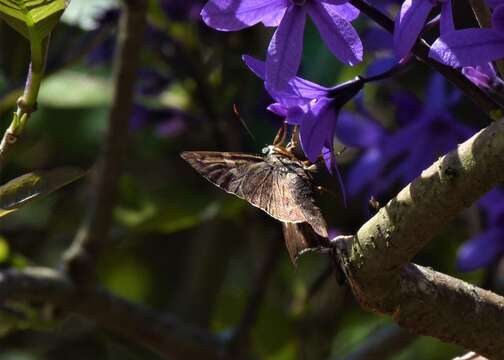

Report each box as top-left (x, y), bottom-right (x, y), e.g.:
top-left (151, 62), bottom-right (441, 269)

top-left (181, 145), bottom-right (330, 263)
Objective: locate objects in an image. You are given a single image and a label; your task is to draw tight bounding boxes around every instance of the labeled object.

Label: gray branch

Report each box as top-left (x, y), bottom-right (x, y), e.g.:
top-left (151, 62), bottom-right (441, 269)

top-left (338, 118), bottom-right (504, 358)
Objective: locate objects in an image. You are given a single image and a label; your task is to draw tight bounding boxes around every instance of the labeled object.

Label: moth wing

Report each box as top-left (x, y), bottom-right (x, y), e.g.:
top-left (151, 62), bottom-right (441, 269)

top-left (282, 222), bottom-right (327, 264)
top-left (286, 168), bottom-right (328, 238)
top-left (181, 151), bottom-right (327, 238)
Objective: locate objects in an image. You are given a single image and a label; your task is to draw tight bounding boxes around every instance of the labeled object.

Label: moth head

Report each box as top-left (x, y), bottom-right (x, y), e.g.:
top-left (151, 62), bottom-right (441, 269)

top-left (261, 145), bottom-right (276, 155)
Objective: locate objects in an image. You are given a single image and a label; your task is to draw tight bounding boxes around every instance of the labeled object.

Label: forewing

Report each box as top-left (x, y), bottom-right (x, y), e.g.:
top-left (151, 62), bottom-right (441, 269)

top-left (181, 151), bottom-right (264, 195)
top-left (181, 151), bottom-right (327, 238)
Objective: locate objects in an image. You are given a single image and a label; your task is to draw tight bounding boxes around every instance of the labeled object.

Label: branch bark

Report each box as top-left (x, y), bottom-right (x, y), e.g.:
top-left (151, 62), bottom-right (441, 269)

top-left (64, 0), bottom-right (147, 282)
top-left (0, 267), bottom-right (226, 360)
top-left (335, 117), bottom-right (504, 358)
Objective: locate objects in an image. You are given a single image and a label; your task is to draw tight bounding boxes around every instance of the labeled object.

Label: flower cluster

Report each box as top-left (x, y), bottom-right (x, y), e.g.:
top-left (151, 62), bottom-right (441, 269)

top-left (200, 0), bottom-right (504, 271)
top-left (344, 74), bottom-right (475, 197)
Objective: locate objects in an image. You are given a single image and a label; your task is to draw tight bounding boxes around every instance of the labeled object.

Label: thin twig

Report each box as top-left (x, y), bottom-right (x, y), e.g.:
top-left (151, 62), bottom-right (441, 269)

top-left (64, 0), bottom-right (147, 283)
top-left (0, 38), bottom-right (50, 169)
top-left (349, 0), bottom-right (503, 118)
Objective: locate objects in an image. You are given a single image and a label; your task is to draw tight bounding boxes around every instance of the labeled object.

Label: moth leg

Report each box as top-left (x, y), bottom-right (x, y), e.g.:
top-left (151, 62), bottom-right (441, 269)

top-left (298, 246), bottom-right (332, 258)
top-left (273, 123), bottom-right (288, 146)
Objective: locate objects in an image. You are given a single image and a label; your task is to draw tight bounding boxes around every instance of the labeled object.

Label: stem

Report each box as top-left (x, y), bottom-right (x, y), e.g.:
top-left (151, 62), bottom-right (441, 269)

top-left (0, 36), bottom-right (49, 169)
top-left (349, 0), bottom-right (503, 118)
top-left (63, 0), bottom-right (148, 284)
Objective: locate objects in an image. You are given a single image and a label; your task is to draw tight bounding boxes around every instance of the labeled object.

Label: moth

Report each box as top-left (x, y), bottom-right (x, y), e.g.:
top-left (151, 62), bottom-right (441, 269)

top-left (181, 144), bottom-right (332, 263)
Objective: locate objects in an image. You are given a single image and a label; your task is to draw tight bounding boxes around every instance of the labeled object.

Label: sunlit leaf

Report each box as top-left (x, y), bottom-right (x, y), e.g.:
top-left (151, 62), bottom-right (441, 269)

top-left (38, 70), bottom-right (112, 108)
top-left (0, 0), bottom-right (69, 41)
top-left (0, 167), bottom-right (85, 218)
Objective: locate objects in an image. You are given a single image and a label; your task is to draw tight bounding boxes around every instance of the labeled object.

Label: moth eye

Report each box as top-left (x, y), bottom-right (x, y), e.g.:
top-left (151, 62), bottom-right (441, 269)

top-left (262, 146), bottom-right (269, 154)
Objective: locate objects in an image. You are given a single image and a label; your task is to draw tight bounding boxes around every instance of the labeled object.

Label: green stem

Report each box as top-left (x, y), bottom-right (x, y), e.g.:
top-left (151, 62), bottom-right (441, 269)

top-left (0, 36), bottom-right (49, 169)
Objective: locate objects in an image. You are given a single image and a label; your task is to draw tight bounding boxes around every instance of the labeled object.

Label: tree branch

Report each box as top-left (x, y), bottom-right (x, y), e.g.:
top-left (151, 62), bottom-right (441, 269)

top-left (349, 0), bottom-right (502, 118)
top-left (335, 117), bottom-right (504, 358)
top-left (0, 267), bottom-right (227, 360)
top-left (64, 0), bottom-right (147, 282)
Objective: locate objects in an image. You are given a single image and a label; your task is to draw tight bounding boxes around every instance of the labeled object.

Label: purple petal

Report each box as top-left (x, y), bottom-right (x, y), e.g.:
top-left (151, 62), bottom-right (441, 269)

top-left (425, 73), bottom-right (447, 113)
top-left (457, 229), bottom-right (504, 271)
top-left (298, 98), bottom-right (336, 161)
top-left (322, 3), bottom-right (360, 22)
top-left (366, 57), bottom-right (399, 78)
top-left (393, 0), bottom-right (434, 58)
top-left (285, 106), bottom-right (305, 125)
top-left (492, 4), bottom-right (504, 33)
top-left (336, 111), bottom-right (385, 148)
top-left (478, 188), bottom-right (504, 224)
top-left (266, 6), bottom-right (306, 92)
top-left (267, 103), bottom-right (288, 116)
top-left (283, 77), bottom-right (330, 101)
top-left (486, 0), bottom-right (502, 9)
top-left (242, 54), bottom-right (265, 79)
top-left (462, 63), bottom-right (498, 90)
top-left (201, 0), bottom-right (288, 31)
top-left (243, 55), bottom-right (330, 104)
top-left (347, 148), bottom-right (384, 196)
top-left (391, 92), bottom-right (422, 126)
top-left (430, 28), bottom-right (504, 67)
top-left (440, 0), bottom-right (454, 34)
top-left (308, 2), bottom-right (363, 65)
top-left (261, 6), bottom-right (287, 26)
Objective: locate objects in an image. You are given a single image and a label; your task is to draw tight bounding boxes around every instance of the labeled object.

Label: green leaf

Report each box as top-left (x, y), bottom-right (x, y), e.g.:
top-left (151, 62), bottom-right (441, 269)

top-left (0, 0), bottom-right (69, 41)
top-left (38, 70), bottom-right (112, 108)
top-left (0, 237), bottom-right (10, 263)
top-left (0, 167), bottom-right (85, 218)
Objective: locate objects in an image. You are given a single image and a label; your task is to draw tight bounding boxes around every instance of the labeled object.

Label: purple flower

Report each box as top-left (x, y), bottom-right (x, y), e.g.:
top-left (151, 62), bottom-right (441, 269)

top-left (243, 55), bottom-right (363, 172)
top-left (131, 104), bottom-right (191, 138)
top-left (202, 0), bottom-right (363, 90)
top-left (346, 74), bottom-right (476, 197)
top-left (462, 63), bottom-right (504, 91)
top-left (394, 0), bottom-right (454, 58)
top-left (430, 3), bottom-right (504, 66)
top-left (457, 189), bottom-right (504, 271)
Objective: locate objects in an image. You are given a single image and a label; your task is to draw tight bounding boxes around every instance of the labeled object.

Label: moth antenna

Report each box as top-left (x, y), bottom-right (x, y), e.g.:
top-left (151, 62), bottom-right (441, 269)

top-left (233, 104), bottom-right (256, 142)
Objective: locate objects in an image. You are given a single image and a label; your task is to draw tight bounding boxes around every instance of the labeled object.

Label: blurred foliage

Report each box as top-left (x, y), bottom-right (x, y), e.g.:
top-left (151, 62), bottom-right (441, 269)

top-left (0, 0), bottom-right (494, 359)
